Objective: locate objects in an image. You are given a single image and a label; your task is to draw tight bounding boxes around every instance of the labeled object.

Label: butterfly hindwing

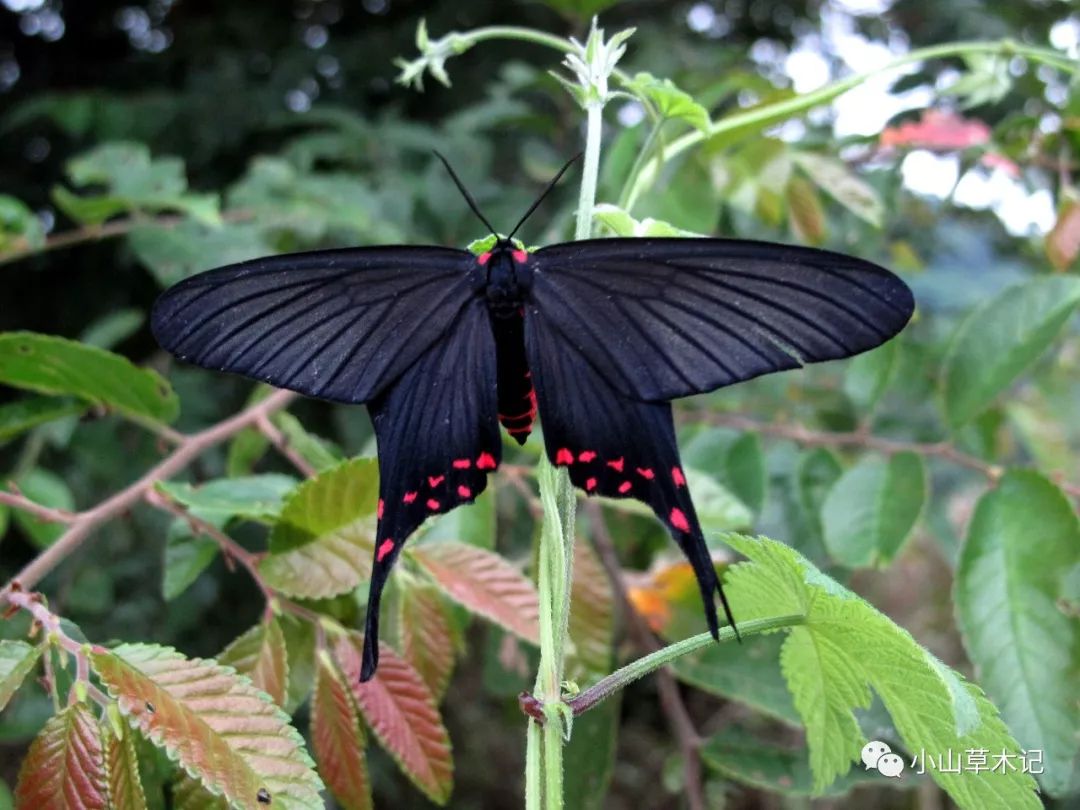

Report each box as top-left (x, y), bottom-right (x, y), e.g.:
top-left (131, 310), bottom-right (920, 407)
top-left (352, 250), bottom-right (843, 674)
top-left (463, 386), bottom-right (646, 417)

top-left (529, 237), bottom-right (914, 402)
top-left (150, 246), bottom-right (475, 404)
top-left (361, 298), bottom-right (501, 680)
top-left (524, 306), bottom-right (734, 640)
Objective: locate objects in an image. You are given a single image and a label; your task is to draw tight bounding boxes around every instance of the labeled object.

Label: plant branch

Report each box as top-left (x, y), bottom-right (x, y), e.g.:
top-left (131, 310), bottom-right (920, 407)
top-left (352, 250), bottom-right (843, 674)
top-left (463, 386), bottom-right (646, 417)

top-left (0, 486), bottom-right (77, 524)
top-left (1, 389), bottom-right (297, 600)
top-left (255, 414), bottom-right (318, 478)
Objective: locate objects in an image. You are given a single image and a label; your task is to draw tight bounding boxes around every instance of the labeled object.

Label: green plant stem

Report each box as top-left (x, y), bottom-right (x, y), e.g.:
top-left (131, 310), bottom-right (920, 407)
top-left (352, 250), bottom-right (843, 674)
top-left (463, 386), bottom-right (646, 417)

top-left (567, 615), bottom-right (805, 716)
top-left (623, 38), bottom-right (1079, 210)
top-left (454, 25), bottom-right (572, 54)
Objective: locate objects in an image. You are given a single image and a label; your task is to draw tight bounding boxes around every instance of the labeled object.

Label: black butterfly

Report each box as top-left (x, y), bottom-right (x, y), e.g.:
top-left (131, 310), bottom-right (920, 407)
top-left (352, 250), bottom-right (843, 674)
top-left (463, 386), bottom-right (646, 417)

top-left (151, 155), bottom-right (914, 682)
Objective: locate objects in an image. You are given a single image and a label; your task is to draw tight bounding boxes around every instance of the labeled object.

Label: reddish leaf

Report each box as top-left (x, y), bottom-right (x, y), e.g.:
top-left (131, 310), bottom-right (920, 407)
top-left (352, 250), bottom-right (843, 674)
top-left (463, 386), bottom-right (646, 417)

top-left (102, 722), bottom-right (148, 810)
top-left (311, 650), bottom-right (372, 810)
top-left (879, 109), bottom-right (991, 150)
top-left (171, 774), bottom-right (229, 810)
top-left (1047, 200), bottom-right (1080, 272)
top-left (786, 175), bottom-right (827, 247)
top-left (335, 634), bottom-right (453, 805)
top-left (15, 702), bottom-right (108, 810)
top-left (218, 617), bottom-right (289, 707)
top-left (411, 542), bottom-right (540, 645)
top-left (90, 643), bottom-right (322, 810)
top-left (399, 581), bottom-right (456, 699)
top-left (568, 540), bottom-right (615, 681)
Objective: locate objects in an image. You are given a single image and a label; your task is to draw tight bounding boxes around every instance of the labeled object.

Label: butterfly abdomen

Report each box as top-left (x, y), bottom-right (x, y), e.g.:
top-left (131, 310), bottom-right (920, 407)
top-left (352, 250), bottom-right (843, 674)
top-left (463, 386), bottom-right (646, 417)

top-left (492, 310), bottom-right (536, 444)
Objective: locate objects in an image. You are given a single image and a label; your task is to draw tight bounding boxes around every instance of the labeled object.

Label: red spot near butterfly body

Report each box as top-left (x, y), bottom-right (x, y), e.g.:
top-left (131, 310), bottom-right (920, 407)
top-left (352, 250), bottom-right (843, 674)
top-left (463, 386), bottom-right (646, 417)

top-left (453, 458), bottom-right (472, 469)
top-left (636, 467), bottom-right (655, 479)
top-left (618, 480), bottom-right (632, 494)
top-left (478, 252), bottom-right (492, 265)
top-left (477, 452), bottom-right (497, 470)
top-left (670, 508), bottom-right (690, 532)
top-left (578, 450), bottom-right (597, 462)
top-left (377, 539), bottom-right (395, 562)
top-left (426, 498), bottom-right (440, 511)
top-left (428, 475), bottom-right (445, 488)
top-left (607, 457), bottom-right (624, 472)
top-left (672, 467), bottom-right (686, 487)
top-left (586, 477), bottom-right (597, 491)
top-left (555, 448), bottom-right (575, 465)
top-left (512, 249), bottom-right (528, 263)
top-left (403, 491), bottom-right (418, 504)
top-left (377, 499), bottom-right (384, 519)
top-left (458, 485), bottom-right (472, 498)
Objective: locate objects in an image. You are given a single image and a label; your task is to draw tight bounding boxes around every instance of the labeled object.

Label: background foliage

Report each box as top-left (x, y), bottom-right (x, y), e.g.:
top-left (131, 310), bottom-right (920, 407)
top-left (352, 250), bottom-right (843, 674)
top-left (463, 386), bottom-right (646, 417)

top-left (0, 0), bottom-right (1078, 808)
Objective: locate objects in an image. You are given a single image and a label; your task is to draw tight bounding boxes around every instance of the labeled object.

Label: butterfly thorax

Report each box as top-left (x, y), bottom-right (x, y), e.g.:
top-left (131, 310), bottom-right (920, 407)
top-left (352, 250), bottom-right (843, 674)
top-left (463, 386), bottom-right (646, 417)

top-left (476, 244), bottom-right (533, 317)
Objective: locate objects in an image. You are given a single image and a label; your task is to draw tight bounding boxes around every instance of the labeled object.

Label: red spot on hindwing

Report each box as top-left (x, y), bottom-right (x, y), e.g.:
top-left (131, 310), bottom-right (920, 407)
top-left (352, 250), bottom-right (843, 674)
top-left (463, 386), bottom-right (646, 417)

top-left (428, 475), bottom-right (445, 488)
top-left (458, 485), bottom-right (472, 498)
top-left (578, 450), bottom-right (597, 462)
top-left (377, 539), bottom-right (395, 562)
top-left (426, 498), bottom-right (441, 511)
top-left (672, 467), bottom-right (686, 487)
top-left (618, 480), bottom-right (632, 494)
top-left (477, 452), bottom-right (497, 470)
top-left (377, 498), bottom-right (384, 519)
top-left (586, 477), bottom-right (597, 492)
top-left (453, 458), bottom-right (472, 469)
top-left (670, 508), bottom-right (690, 532)
top-left (607, 457), bottom-right (624, 472)
top-left (478, 251), bottom-right (492, 265)
top-left (512, 249), bottom-right (528, 263)
top-left (636, 467), bottom-right (655, 479)
top-left (555, 448), bottom-right (574, 465)
top-left (403, 491), bottom-right (418, 504)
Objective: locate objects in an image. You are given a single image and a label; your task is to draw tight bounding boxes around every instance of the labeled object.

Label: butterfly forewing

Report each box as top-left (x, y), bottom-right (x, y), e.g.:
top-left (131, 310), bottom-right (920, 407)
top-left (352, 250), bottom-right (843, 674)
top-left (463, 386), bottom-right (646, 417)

top-left (150, 246), bottom-right (475, 404)
top-left (529, 237), bottom-right (915, 402)
top-left (361, 298), bottom-right (501, 680)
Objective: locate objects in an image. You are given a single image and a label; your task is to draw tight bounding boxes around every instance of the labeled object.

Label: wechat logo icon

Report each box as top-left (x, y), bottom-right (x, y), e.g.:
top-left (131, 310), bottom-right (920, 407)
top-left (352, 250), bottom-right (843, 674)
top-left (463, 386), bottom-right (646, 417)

top-left (862, 741), bottom-right (905, 778)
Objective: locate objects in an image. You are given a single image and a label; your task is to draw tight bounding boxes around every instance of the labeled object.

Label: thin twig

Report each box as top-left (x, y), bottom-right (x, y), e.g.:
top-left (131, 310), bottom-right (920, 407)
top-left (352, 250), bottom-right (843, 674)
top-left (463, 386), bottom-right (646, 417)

top-left (1, 389), bottom-right (297, 599)
top-left (586, 501), bottom-right (707, 810)
top-left (0, 487), bottom-right (77, 524)
top-left (255, 414), bottom-right (318, 478)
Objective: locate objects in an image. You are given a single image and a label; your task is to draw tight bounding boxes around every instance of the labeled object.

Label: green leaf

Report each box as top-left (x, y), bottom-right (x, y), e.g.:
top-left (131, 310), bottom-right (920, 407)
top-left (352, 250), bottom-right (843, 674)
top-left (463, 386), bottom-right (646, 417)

top-left (218, 618), bottom-right (290, 708)
top-left (792, 152), bottom-right (883, 227)
top-left (539, 0), bottom-right (623, 19)
top-left (56, 141), bottom-right (219, 226)
top-left (592, 203), bottom-right (703, 238)
top-left (722, 532), bottom-right (1041, 807)
top-left (260, 458), bottom-right (378, 599)
top-left (0, 332), bottom-right (179, 426)
top-left (821, 453), bottom-right (926, 567)
top-left (671, 634), bottom-right (800, 726)
top-left (15, 702), bottom-right (108, 809)
top-left (843, 339), bottom-right (899, 413)
top-left (701, 725), bottom-right (888, 797)
top-left (12, 468), bottom-right (75, 549)
top-left (272, 412), bottom-right (343, 472)
top-left (399, 581), bottom-right (456, 700)
top-left (420, 487), bottom-right (496, 549)
top-left (102, 719), bottom-right (149, 810)
top-left (602, 467), bottom-right (751, 533)
top-left (0, 641), bottom-right (42, 712)
top-left (279, 615), bottom-right (317, 715)
top-left (0, 194), bottom-right (44, 252)
top-left (786, 175), bottom-right (827, 246)
top-left (955, 471), bottom-right (1080, 796)
top-left (79, 309), bottom-right (144, 350)
top-left (161, 516), bottom-right (220, 601)
top-left (156, 475), bottom-right (297, 523)
top-left (129, 221), bottom-right (272, 288)
top-left (0, 397), bottom-right (86, 447)
top-left (941, 277), bottom-right (1080, 429)
top-left (563, 692), bottom-right (620, 810)
top-left (624, 72), bottom-right (710, 131)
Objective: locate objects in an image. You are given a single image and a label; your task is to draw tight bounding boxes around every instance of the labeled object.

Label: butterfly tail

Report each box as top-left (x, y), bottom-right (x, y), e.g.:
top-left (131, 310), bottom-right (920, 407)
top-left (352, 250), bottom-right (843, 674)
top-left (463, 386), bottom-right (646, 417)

top-left (667, 505), bottom-right (739, 642)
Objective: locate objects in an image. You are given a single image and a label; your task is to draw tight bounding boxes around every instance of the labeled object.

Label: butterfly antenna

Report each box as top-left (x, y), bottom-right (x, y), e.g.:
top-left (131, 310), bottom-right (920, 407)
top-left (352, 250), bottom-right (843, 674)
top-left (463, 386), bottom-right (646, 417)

top-left (507, 152), bottom-right (583, 241)
top-left (433, 151), bottom-right (498, 237)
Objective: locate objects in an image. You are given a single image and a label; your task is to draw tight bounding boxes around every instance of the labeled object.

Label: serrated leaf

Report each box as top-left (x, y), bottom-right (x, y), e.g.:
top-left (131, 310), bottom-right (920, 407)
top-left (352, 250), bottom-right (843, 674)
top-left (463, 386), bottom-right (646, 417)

top-left (218, 618), bottom-right (289, 708)
top-left (90, 643), bottom-right (322, 810)
top-left (786, 175), bottom-right (827, 245)
top-left (311, 651), bottom-right (372, 810)
top-left (278, 616), bottom-right (317, 715)
top-left (161, 516), bottom-right (220, 601)
top-left (0, 332), bottom-right (178, 425)
top-left (955, 471), bottom-right (1080, 796)
top-left (722, 532), bottom-right (1041, 807)
top-left (411, 542), bottom-right (540, 645)
top-left (12, 468), bottom-right (75, 549)
top-left (156, 475), bottom-right (297, 523)
top-left (399, 582), bottom-right (456, 700)
top-left (941, 277), bottom-right (1080, 428)
top-left (102, 720), bottom-right (148, 810)
top-left (843, 339), bottom-right (899, 413)
top-left (567, 540), bottom-right (614, 681)
top-left (792, 153), bottom-right (883, 227)
top-left (272, 413), bottom-right (342, 472)
top-left (624, 72), bottom-right (710, 131)
top-left (0, 397), bottom-right (86, 446)
top-left (336, 635), bottom-right (453, 805)
top-left (15, 702), bottom-right (108, 809)
top-left (593, 203), bottom-right (703, 238)
top-left (821, 452), bottom-right (926, 567)
top-left (0, 641), bottom-right (42, 712)
top-left (171, 774), bottom-right (229, 810)
top-left (260, 458), bottom-right (378, 599)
